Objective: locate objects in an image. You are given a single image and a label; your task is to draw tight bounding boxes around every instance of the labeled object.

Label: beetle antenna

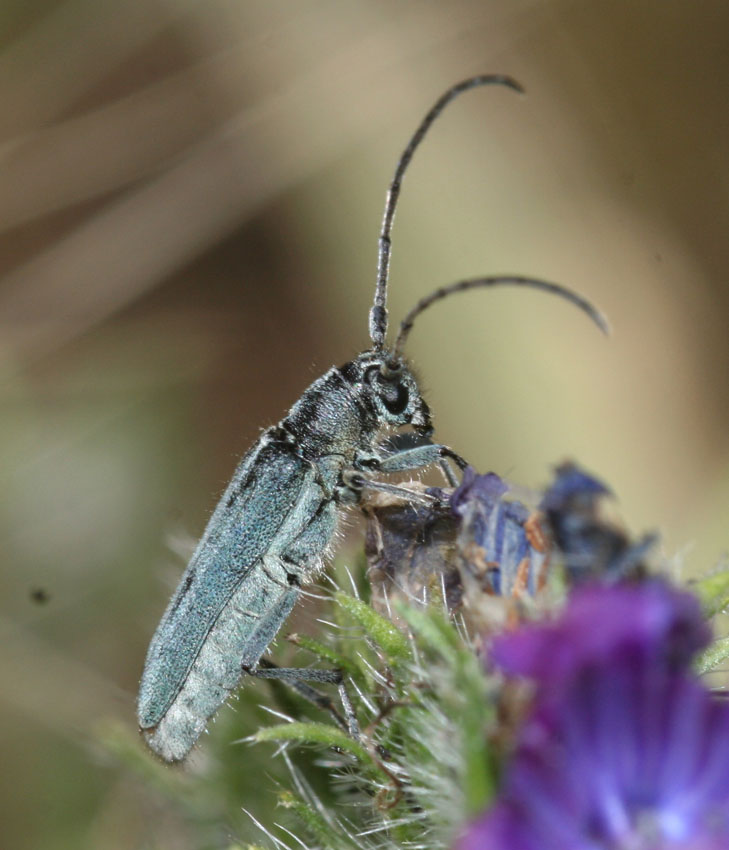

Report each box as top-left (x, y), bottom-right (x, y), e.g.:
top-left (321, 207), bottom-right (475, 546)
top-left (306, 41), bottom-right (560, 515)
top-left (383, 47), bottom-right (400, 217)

top-left (391, 276), bottom-right (609, 359)
top-left (368, 74), bottom-right (524, 350)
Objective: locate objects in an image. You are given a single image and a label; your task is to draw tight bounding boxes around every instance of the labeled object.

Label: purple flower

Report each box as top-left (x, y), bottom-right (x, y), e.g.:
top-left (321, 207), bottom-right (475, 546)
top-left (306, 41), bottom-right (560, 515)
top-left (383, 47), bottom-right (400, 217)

top-left (459, 660), bottom-right (729, 850)
top-left (540, 462), bottom-right (656, 580)
top-left (490, 580), bottom-right (710, 688)
top-left (451, 468), bottom-right (510, 514)
top-left (540, 463), bottom-right (611, 514)
top-left (457, 581), bottom-right (727, 850)
top-left (450, 467), bottom-right (547, 596)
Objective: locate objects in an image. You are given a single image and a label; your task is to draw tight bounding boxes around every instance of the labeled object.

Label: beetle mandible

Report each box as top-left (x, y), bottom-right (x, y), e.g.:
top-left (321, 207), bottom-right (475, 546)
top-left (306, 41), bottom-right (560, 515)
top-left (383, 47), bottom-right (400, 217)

top-left (137, 75), bottom-right (607, 762)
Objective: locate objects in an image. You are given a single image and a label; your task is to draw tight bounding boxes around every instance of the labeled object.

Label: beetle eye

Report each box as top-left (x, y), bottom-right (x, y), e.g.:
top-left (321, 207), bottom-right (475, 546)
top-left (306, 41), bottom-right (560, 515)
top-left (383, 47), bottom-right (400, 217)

top-left (379, 381), bottom-right (409, 415)
top-left (363, 363), bottom-right (409, 416)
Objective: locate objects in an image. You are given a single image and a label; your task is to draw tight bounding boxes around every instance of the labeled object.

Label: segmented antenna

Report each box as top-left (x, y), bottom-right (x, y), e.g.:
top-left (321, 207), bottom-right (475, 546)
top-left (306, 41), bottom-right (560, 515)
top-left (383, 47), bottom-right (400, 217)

top-left (391, 276), bottom-right (609, 359)
top-left (368, 75), bottom-right (524, 350)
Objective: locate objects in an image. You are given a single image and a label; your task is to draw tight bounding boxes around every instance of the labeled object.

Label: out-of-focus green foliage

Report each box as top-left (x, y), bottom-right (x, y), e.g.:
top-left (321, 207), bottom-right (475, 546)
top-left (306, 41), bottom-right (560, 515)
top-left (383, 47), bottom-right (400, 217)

top-left (693, 566), bottom-right (729, 618)
top-left (113, 577), bottom-right (500, 849)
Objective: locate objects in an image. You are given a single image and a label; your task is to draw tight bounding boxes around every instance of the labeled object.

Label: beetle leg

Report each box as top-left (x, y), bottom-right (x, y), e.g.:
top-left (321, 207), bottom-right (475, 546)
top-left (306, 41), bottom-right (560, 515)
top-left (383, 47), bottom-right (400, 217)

top-left (377, 442), bottom-right (468, 474)
top-left (244, 660), bottom-right (360, 738)
top-left (338, 469), bottom-right (438, 505)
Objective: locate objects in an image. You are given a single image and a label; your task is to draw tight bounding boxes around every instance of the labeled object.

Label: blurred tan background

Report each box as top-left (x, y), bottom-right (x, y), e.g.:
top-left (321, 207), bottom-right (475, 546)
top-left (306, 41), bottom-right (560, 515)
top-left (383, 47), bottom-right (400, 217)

top-left (1, 1), bottom-right (728, 848)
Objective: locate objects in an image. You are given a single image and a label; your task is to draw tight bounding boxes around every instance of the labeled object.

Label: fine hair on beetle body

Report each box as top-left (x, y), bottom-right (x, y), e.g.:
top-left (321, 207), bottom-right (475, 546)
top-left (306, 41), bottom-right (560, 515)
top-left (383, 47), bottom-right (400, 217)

top-left (137, 75), bottom-right (607, 763)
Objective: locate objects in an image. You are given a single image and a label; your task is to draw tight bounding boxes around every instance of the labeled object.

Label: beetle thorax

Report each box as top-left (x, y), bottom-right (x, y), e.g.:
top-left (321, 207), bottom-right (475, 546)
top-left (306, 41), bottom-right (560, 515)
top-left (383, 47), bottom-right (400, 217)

top-left (281, 351), bottom-right (431, 462)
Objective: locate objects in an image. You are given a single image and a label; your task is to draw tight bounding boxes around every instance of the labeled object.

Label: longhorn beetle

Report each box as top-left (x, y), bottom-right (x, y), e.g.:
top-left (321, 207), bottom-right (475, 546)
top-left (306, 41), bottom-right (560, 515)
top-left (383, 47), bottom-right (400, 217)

top-left (138, 75), bottom-right (607, 762)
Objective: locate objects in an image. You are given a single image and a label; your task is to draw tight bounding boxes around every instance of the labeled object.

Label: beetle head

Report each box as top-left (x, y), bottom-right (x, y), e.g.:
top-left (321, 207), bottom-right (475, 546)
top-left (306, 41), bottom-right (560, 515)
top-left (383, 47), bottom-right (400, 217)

top-left (347, 351), bottom-right (432, 435)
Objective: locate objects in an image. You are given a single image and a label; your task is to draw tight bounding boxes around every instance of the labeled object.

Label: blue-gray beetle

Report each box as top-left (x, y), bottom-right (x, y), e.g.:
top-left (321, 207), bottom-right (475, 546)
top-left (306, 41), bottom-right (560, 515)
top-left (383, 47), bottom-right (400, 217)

top-left (137, 75), bottom-right (607, 762)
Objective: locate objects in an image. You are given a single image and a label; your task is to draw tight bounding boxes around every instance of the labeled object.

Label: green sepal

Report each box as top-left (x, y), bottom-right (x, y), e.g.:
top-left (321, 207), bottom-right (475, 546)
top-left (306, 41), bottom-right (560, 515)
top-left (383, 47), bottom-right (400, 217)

top-left (692, 568), bottom-right (729, 617)
top-left (254, 721), bottom-right (372, 763)
top-left (695, 635), bottom-right (729, 675)
top-left (278, 790), bottom-right (351, 847)
top-left (394, 601), bottom-right (460, 662)
top-left (394, 603), bottom-right (497, 815)
top-left (335, 591), bottom-right (412, 665)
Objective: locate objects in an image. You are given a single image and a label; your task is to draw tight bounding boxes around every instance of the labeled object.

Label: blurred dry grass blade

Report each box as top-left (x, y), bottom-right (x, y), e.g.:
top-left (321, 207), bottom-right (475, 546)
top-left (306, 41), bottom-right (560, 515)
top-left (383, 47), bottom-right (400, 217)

top-left (0, 50), bottom-right (239, 231)
top-left (0, 0), bottom-right (201, 138)
top-left (0, 0), bottom-right (521, 365)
